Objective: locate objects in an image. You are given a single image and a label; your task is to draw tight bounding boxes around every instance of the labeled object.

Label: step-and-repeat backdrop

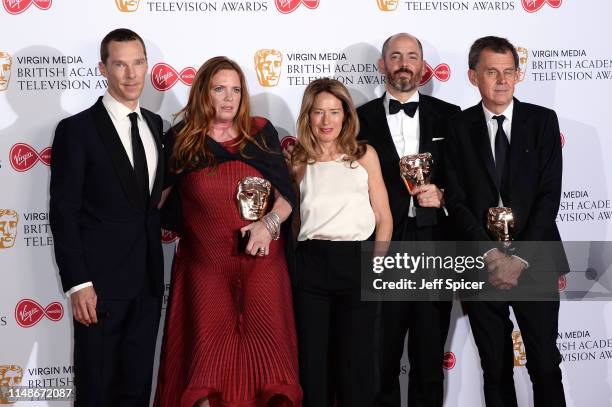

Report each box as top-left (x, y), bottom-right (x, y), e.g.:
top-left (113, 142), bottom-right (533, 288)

top-left (1, 0), bottom-right (612, 405)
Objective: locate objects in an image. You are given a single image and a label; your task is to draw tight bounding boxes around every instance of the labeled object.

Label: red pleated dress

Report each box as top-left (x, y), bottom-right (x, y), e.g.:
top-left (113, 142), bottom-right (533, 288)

top-left (154, 140), bottom-right (301, 407)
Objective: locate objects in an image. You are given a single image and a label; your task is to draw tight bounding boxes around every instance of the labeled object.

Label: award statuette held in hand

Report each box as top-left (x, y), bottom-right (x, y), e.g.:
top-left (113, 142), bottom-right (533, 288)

top-left (399, 153), bottom-right (434, 193)
top-left (236, 176), bottom-right (271, 221)
top-left (487, 207), bottom-right (515, 252)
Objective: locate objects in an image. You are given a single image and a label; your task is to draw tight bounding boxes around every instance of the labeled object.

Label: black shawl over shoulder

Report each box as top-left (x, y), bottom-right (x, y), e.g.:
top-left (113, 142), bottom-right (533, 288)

top-left (161, 117), bottom-right (298, 283)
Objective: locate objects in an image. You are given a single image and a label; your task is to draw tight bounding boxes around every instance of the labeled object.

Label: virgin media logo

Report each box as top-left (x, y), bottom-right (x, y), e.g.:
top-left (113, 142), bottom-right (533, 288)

top-left (443, 351), bottom-right (456, 370)
top-left (558, 275), bottom-right (567, 291)
top-left (420, 62), bottom-right (450, 86)
top-left (280, 135), bottom-right (296, 150)
top-left (275, 0), bottom-right (319, 14)
top-left (9, 143), bottom-right (51, 172)
top-left (2, 0), bottom-right (51, 15)
top-left (161, 229), bottom-right (179, 244)
top-left (521, 0), bottom-right (562, 13)
top-left (560, 132), bottom-right (565, 148)
top-left (151, 63), bottom-right (196, 91)
top-left (14, 299), bottom-right (64, 328)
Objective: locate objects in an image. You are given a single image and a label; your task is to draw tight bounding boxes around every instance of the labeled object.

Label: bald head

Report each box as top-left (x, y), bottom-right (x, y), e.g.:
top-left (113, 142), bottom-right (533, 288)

top-left (381, 33), bottom-right (423, 59)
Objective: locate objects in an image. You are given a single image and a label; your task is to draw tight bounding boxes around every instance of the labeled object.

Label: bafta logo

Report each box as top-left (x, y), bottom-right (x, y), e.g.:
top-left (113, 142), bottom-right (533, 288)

top-left (115, 0), bottom-right (139, 12)
top-left (516, 46), bottom-right (528, 82)
top-left (254, 49), bottom-right (282, 87)
top-left (399, 153), bottom-right (434, 193)
top-left (512, 331), bottom-right (527, 366)
top-left (0, 209), bottom-right (18, 249)
top-left (376, 0), bottom-right (399, 11)
top-left (487, 207), bottom-right (515, 245)
top-left (236, 176), bottom-right (271, 220)
top-left (0, 52), bottom-right (12, 92)
top-left (0, 365), bottom-right (23, 404)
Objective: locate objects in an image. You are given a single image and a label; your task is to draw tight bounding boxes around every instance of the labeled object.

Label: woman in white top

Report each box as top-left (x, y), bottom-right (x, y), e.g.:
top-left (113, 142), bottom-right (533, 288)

top-left (290, 78), bottom-right (392, 407)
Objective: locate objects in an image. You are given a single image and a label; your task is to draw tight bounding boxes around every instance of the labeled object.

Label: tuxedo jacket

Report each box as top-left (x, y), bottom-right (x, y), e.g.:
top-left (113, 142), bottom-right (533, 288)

top-left (445, 98), bottom-right (569, 272)
top-left (50, 97), bottom-right (165, 299)
top-left (357, 93), bottom-right (461, 240)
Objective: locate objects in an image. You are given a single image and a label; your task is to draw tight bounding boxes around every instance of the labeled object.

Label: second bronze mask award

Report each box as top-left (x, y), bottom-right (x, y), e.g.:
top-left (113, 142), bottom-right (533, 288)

top-left (487, 207), bottom-right (515, 252)
top-left (399, 152), bottom-right (434, 192)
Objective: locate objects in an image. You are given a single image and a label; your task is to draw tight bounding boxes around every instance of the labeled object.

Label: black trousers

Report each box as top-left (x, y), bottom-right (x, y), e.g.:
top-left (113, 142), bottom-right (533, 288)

top-left (378, 301), bottom-right (452, 407)
top-left (378, 218), bottom-right (452, 407)
top-left (294, 240), bottom-right (379, 407)
top-left (464, 299), bottom-right (565, 407)
top-left (73, 286), bottom-right (162, 407)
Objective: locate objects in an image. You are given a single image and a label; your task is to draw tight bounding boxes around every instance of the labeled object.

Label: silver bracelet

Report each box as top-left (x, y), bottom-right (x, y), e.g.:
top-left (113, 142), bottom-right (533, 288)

top-left (261, 211), bottom-right (281, 240)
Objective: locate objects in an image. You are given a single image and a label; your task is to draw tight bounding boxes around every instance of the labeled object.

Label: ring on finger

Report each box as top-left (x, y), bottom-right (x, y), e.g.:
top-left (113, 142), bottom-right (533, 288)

top-left (257, 248), bottom-right (265, 256)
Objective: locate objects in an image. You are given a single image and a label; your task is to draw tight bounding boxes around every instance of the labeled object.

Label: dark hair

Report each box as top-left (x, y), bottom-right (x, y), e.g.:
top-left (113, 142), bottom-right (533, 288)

top-left (100, 28), bottom-right (147, 64)
top-left (468, 36), bottom-right (519, 70)
top-left (381, 33), bottom-right (423, 59)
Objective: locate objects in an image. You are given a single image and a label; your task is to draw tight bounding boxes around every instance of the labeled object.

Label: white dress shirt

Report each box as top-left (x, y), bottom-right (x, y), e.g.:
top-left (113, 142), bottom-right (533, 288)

top-left (102, 92), bottom-right (158, 192)
top-left (384, 91), bottom-right (420, 217)
top-left (66, 92), bottom-right (159, 296)
top-left (482, 101), bottom-right (513, 207)
top-left (481, 101), bottom-right (528, 268)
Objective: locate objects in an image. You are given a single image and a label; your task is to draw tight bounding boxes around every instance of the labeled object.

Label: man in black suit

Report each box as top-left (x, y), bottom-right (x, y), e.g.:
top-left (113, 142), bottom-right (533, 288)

top-left (444, 36), bottom-right (566, 407)
top-left (357, 33), bottom-right (460, 407)
top-left (50, 28), bottom-right (164, 406)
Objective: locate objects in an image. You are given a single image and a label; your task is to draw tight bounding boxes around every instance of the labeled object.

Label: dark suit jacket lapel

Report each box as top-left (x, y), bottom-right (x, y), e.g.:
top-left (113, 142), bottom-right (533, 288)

top-left (90, 97), bottom-right (143, 210)
top-left (370, 94), bottom-right (400, 162)
top-left (418, 94), bottom-right (435, 154)
top-left (470, 103), bottom-right (498, 191)
top-left (509, 97), bottom-right (527, 193)
top-left (142, 110), bottom-right (164, 211)
top-left (414, 95), bottom-right (438, 226)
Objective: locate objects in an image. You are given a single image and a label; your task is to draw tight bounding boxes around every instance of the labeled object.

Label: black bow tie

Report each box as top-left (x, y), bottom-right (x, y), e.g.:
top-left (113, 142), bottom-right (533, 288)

top-left (389, 99), bottom-right (419, 117)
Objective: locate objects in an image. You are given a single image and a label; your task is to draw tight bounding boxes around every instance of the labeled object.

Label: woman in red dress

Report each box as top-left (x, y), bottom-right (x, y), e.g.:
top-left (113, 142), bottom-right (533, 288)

top-left (155, 57), bottom-right (301, 407)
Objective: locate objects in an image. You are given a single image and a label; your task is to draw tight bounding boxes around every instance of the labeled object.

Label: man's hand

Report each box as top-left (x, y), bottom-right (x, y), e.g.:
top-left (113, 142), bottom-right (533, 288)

top-left (488, 256), bottom-right (526, 290)
top-left (411, 184), bottom-right (444, 208)
top-left (484, 248), bottom-right (506, 273)
top-left (70, 286), bottom-right (98, 326)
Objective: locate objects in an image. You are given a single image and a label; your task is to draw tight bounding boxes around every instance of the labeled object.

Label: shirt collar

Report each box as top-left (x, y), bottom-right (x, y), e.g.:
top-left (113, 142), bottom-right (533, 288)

top-left (384, 90), bottom-right (420, 105)
top-left (482, 100), bottom-right (514, 124)
top-left (102, 91), bottom-right (142, 122)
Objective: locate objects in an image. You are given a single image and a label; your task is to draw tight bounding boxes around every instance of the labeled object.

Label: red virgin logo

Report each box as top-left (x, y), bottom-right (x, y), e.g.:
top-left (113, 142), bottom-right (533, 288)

top-left (420, 62), bottom-right (450, 86)
top-left (275, 0), bottom-right (319, 14)
top-left (521, 0), bottom-right (561, 13)
top-left (9, 143), bottom-right (51, 172)
top-left (443, 351), bottom-right (456, 370)
top-left (2, 0), bottom-right (51, 14)
top-left (280, 135), bottom-right (296, 150)
top-left (558, 275), bottom-right (566, 291)
top-left (161, 229), bottom-right (179, 244)
top-left (15, 299), bottom-right (64, 328)
top-left (151, 63), bottom-right (196, 91)
top-left (560, 132), bottom-right (565, 148)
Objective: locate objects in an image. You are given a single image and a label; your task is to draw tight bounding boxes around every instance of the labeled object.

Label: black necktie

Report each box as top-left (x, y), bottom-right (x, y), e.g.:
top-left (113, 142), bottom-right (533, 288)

top-left (389, 99), bottom-right (419, 117)
top-left (493, 115), bottom-right (510, 205)
top-left (128, 112), bottom-right (149, 202)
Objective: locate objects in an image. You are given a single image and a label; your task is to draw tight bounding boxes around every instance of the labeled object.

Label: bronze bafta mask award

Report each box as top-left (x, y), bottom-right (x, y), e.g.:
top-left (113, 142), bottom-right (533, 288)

top-left (487, 207), bottom-right (515, 251)
top-left (0, 365), bottom-right (23, 404)
top-left (236, 176), bottom-right (272, 221)
top-left (399, 153), bottom-right (434, 193)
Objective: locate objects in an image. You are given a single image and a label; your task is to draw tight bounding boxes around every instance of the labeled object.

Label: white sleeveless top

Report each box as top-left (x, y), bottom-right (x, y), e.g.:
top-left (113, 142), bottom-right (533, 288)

top-left (298, 156), bottom-right (376, 241)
